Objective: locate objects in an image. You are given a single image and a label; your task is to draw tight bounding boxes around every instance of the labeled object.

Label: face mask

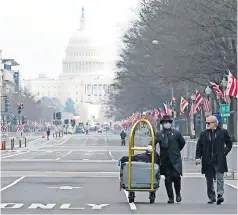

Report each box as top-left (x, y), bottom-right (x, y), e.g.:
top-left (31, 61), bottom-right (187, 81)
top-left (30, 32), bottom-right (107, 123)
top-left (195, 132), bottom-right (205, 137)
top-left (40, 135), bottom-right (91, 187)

top-left (163, 123), bottom-right (172, 129)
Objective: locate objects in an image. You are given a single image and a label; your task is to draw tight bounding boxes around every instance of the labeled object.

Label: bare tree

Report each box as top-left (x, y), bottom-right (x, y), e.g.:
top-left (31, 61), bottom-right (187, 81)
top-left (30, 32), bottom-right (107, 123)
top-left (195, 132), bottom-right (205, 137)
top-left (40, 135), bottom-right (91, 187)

top-left (106, 0), bottom-right (237, 119)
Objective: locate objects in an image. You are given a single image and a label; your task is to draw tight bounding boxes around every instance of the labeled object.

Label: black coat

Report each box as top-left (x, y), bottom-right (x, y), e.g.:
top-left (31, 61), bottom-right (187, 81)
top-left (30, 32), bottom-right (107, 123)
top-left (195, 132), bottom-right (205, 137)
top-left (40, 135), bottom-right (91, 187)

top-left (120, 132), bottom-right (126, 139)
top-left (195, 127), bottom-right (233, 174)
top-left (155, 129), bottom-right (186, 176)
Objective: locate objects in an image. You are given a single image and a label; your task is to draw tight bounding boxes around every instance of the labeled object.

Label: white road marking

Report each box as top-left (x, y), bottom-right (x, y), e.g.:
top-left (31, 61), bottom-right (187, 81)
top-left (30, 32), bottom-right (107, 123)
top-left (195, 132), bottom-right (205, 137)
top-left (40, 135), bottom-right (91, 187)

top-left (48, 186), bottom-right (82, 190)
top-left (123, 190), bottom-right (137, 210)
top-left (26, 138), bottom-right (42, 144)
top-left (38, 136), bottom-right (71, 148)
top-left (28, 203), bottom-right (56, 209)
top-left (1, 203), bottom-right (24, 209)
top-left (108, 151), bottom-right (115, 161)
top-left (56, 158), bottom-right (60, 160)
top-left (87, 204), bottom-right (108, 209)
top-left (118, 173), bottom-right (137, 210)
top-left (61, 151), bottom-right (72, 158)
top-left (82, 138), bottom-right (89, 145)
top-left (54, 136), bottom-right (72, 146)
top-left (225, 181), bottom-right (238, 189)
top-left (104, 134), bottom-right (108, 146)
top-left (1, 151), bottom-right (30, 159)
top-left (1, 159), bottom-right (117, 163)
top-left (60, 204), bottom-right (84, 210)
top-left (0, 176), bottom-right (25, 192)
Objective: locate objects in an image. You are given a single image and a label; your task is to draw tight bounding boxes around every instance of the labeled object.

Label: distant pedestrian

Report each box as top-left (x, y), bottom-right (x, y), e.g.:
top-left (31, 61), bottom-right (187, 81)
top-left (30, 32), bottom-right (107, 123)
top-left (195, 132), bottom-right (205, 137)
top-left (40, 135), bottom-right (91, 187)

top-left (154, 115), bottom-right (186, 203)
top-left (195, 115), bottom-right (233, 205)
top-left (46, 129), bottom-right (50, 140)
top-left (120, 130), bottom-right (126, 146)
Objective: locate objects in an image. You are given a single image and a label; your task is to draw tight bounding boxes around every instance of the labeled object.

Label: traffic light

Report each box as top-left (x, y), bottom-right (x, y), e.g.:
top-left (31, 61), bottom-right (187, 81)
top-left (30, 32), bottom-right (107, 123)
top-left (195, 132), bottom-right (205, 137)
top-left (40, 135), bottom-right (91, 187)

top-left (4, 97), bottom-right (9, 112)
top-left (12, 116), bottom-right (17, 125)
top-left (18, 103), bottom-right (23, 114)
top-left (71, 119), bottom-right (75, 127)
top-left (53, 113), bottom-right (56, 120)
top-left (56, 112), bottom-right (61, 120)
top-left (22, 116), bottom-right (26, 124)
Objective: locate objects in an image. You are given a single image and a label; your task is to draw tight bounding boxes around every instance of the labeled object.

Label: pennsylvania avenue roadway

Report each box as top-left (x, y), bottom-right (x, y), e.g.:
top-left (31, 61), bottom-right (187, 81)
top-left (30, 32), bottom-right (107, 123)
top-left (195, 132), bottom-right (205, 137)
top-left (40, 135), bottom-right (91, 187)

top-left (1, 133), bottom-right (237, 214)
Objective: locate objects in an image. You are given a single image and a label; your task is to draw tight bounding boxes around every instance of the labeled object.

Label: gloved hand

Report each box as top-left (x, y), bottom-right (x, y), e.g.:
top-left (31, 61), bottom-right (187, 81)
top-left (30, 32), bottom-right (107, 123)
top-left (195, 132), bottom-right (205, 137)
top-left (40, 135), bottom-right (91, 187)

top-left (195, 159), bottom-right (201, 165)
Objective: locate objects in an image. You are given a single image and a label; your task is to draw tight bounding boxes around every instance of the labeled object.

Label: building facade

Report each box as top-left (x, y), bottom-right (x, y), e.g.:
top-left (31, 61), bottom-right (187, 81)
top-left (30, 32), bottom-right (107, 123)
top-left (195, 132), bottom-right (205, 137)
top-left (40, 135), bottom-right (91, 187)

top-left (23, 7), bottom-right (115, 123)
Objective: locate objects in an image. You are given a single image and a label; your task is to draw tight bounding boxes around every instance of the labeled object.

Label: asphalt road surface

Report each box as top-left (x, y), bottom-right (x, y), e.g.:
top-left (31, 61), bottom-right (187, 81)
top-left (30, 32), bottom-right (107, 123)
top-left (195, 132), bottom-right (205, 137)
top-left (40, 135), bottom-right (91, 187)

top-left (1, 133), bottom-right (237, 214)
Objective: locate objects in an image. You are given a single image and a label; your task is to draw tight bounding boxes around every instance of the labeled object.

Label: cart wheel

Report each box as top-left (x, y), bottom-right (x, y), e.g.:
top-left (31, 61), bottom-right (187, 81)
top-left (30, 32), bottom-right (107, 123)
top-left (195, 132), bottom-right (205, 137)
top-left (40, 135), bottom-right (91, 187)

top-left (128, 192), bottom-right (135, 203)
top-left (149, 192), bottom-right (155, 204)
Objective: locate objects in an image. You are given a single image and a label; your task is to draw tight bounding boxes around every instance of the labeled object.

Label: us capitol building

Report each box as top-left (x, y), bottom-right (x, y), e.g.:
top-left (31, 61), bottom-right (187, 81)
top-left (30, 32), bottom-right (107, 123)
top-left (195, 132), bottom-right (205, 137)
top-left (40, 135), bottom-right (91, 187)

top-left (23, 7), bottom-right (115, 123)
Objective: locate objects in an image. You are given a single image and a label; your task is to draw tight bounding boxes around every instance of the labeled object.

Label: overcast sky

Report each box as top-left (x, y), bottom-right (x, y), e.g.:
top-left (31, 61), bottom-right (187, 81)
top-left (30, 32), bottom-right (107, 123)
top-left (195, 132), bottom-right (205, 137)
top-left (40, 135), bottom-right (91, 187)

top-left (0, 0), bottom-right (140, 79)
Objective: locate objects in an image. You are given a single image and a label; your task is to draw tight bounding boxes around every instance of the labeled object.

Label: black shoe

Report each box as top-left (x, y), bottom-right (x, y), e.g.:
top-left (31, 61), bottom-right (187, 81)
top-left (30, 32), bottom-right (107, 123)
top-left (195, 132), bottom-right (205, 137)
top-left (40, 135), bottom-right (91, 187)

top-left (167, 199), bottom-right (174, 204)
top-left (207, 199), bottom-right (216, 204)
top-left (176, 194), bottom-right (182, 202)
top-left (217, 195), bottom-right (224, 205)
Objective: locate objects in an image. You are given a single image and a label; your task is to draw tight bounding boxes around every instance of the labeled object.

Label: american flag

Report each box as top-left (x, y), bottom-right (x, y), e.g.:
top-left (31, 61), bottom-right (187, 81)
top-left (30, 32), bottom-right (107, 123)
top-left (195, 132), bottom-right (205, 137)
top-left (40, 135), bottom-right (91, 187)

top-left (222, 89), bottom-right (231, 104)
top-left (209, 80), bottom-right (231, 103)
top-left (209, 81), bottom-right (223, 98)
top-left (226, 71), bottom-right (238, 98)
top-left (189, 102), bottom-right (197, 116)
top-left (180, 96), bottom-right (188, 115)
top-left (195, 90), bottom-right (203, 109)
top-left (154, 109), bottom-right (160, 119)
top-left (202, 98), bottom-right (211, 113)
top-left (158, 108), bottom-right (165, 119)
top-left (163, 103), bottom-right (172, 116)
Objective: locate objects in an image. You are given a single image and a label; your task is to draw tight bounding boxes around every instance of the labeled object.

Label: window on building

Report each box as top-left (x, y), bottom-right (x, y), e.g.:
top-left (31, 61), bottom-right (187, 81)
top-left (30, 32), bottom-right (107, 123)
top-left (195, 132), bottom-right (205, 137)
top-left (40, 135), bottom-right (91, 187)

top-left (103, 84), bottom-right (108, 96)
top-left (87, 84), bottom-right (92, 96)
top-left (93, 84), bottom-right (97, 96)
top-left (98, 84), bottom-right (102, 96)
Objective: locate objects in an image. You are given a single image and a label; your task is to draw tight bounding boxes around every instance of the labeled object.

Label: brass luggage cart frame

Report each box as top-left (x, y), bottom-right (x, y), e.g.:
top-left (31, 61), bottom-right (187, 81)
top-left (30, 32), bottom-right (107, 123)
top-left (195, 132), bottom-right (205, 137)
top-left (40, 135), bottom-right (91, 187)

top-left (126, 118), bottom-right (157, 203)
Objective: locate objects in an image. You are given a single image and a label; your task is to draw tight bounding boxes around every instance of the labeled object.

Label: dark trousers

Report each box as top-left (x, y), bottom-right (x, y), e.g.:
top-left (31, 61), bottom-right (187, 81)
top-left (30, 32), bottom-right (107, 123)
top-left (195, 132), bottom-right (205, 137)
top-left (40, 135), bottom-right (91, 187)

top-left (205, 165), bottom-right (224, 200)
top-left (163, 167), bottom-right (181, 199)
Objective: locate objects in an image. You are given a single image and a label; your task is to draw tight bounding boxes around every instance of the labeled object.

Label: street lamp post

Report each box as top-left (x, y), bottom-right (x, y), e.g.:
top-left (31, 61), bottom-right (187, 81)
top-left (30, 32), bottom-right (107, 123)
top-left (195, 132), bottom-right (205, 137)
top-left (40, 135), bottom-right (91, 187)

top-left (205, 86), bottom-right (212, 116)
top-left (220, 77), bottom-right (231, 131)
top-left (171, 97), bottom-right (176, 128)
top-left (191, 93), bottom-right (196, 139)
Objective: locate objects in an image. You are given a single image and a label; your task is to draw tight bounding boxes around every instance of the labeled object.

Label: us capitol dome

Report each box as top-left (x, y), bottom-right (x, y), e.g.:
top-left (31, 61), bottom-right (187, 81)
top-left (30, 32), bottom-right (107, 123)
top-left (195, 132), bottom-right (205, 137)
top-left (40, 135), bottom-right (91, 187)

top-left (23, 7), bottom-right (115, 123)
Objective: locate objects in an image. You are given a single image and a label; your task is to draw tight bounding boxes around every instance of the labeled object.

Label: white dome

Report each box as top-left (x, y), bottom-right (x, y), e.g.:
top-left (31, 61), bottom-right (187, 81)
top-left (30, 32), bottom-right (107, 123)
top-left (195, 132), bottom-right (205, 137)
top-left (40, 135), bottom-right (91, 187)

top-left (60, 7), bottom-right (112, 79)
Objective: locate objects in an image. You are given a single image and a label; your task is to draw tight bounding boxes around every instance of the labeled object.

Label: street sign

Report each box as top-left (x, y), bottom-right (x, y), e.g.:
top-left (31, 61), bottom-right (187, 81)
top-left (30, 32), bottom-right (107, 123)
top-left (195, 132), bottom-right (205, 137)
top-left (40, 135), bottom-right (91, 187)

top-left (219, 104), bottom-right (230, 116)
top-left (17, 124), bottom-right (24, 132)
top-left (213, 112), bottom-right (222, 123)
top-left (1, 131), bottom-right (8, 141)
top-left (222, 116), bottom-right (228, 124)
top-left (1, 126), bottom-right (7, 132)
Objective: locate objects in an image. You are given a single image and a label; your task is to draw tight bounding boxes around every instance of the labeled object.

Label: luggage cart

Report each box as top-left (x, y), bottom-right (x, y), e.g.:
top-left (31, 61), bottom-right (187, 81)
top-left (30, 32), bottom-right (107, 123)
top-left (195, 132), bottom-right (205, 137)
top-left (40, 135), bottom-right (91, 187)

top-left (125, 118), bottom-right (158, 204)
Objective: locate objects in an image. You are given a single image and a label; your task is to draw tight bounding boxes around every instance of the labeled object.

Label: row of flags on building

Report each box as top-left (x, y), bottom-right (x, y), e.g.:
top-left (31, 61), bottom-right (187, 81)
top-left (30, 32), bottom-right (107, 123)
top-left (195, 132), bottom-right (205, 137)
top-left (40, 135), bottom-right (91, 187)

top-left (116, 71), bottom-right (237, 128)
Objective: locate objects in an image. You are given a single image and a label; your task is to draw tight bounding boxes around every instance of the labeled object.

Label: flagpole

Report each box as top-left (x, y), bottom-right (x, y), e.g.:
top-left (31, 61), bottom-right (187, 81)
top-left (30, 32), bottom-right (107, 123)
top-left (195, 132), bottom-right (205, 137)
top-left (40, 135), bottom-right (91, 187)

top-left (171, 87), bottom-right (176, 128)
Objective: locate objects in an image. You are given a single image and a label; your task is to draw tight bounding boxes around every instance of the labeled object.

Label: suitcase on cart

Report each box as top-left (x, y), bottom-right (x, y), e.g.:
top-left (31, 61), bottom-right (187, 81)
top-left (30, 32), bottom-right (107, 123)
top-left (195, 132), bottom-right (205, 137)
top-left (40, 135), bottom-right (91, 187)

top-left (120, 161), bottom-right (160, 190)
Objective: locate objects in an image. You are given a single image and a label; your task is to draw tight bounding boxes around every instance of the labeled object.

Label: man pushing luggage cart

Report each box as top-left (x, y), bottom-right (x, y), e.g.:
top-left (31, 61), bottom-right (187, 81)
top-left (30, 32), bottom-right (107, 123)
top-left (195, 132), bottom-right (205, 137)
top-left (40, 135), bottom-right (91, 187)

top-left (118, 118), bottom-right (160, 204)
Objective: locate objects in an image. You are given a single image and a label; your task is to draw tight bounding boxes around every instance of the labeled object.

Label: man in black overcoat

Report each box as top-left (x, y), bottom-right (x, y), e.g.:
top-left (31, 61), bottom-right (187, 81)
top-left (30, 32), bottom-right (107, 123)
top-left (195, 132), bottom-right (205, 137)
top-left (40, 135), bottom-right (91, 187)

top-left (195, 115), bottom-right (233, 205)
top-left (154, 115), bottom-right (186, 203)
